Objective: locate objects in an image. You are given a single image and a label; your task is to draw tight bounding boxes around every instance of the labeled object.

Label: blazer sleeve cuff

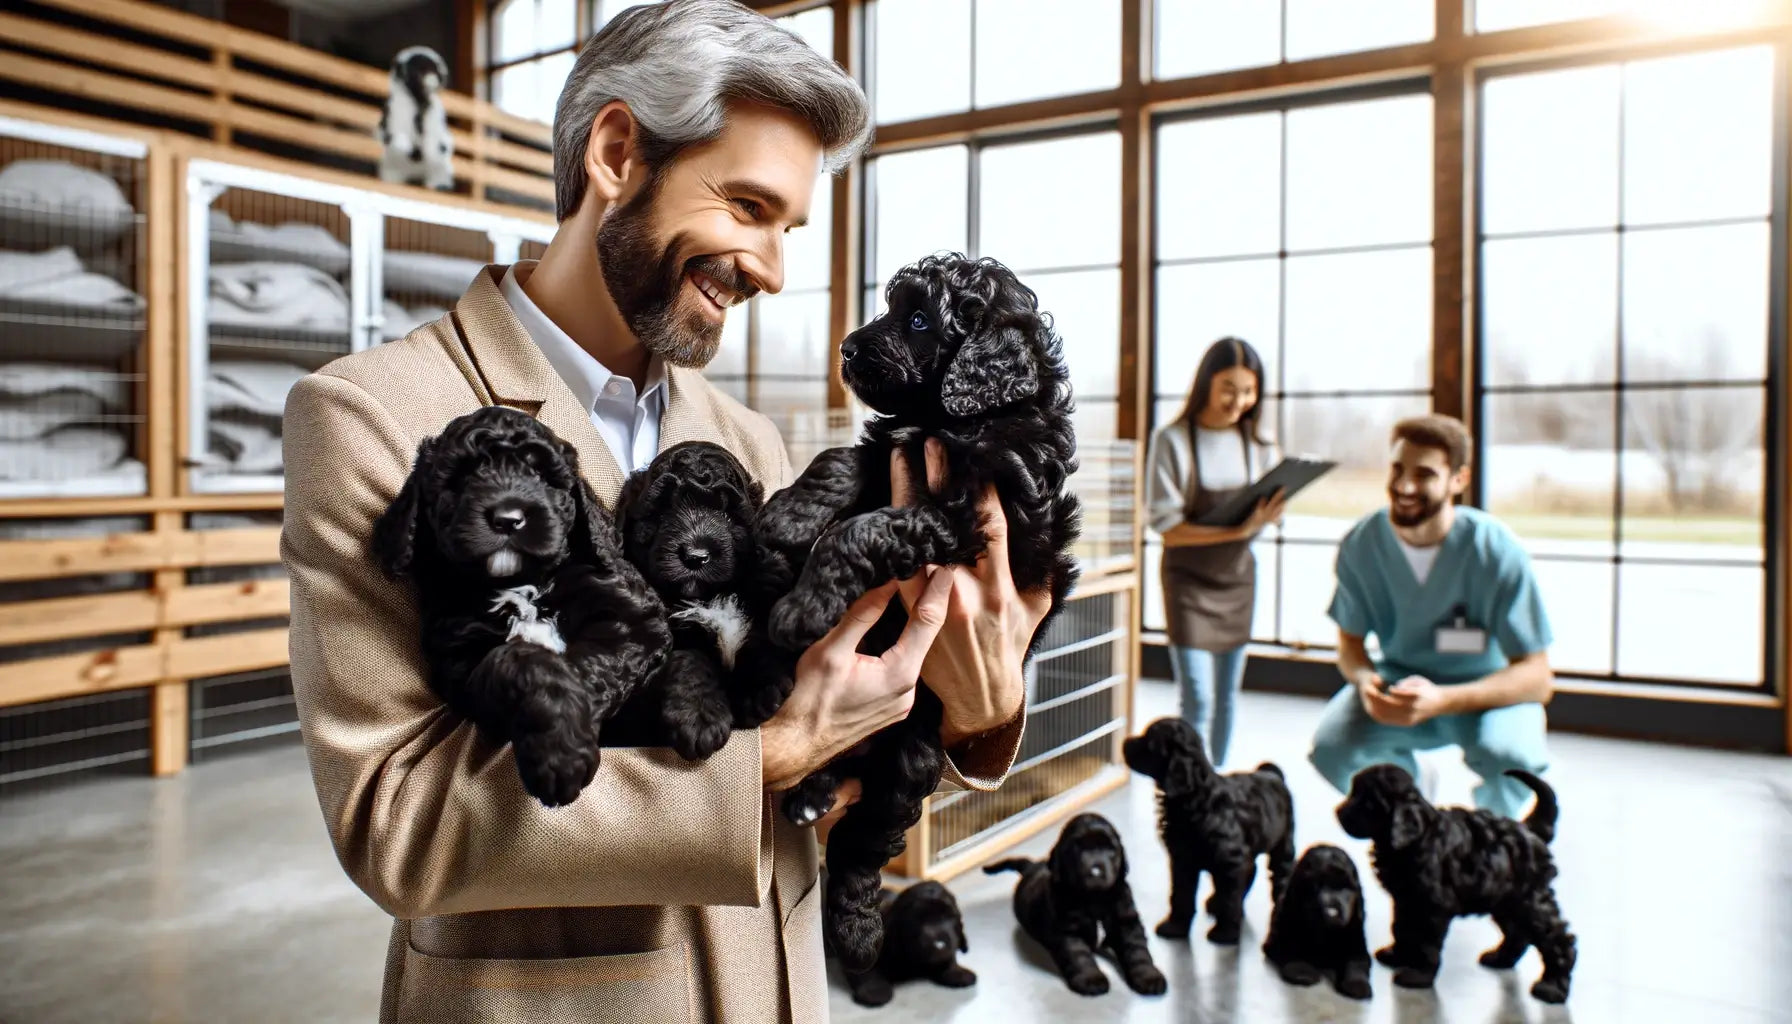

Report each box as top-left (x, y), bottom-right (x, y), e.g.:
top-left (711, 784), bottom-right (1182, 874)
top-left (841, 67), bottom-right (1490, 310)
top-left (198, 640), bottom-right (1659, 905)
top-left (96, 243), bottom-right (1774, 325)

top-left (936, 708), bottom-right (1025, 794)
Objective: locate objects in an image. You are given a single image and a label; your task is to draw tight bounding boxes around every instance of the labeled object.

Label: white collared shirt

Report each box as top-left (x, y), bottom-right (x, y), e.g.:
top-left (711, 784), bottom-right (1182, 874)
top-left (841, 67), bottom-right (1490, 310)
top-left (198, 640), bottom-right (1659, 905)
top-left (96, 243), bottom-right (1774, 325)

top-left (500, 264), bottom-right (666, 475)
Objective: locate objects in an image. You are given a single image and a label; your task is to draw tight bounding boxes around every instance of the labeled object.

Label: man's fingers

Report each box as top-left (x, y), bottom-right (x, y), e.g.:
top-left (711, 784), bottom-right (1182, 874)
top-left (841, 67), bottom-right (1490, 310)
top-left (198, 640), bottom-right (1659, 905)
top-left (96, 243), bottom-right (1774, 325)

top-left (881, 567), bottom-right (954, 673)
top-left (890, 449), bottom-right (915, 507)
top-left (824, 580), bottom-right (901, 650)
top-left (924, 438), bottom-right (948, 492)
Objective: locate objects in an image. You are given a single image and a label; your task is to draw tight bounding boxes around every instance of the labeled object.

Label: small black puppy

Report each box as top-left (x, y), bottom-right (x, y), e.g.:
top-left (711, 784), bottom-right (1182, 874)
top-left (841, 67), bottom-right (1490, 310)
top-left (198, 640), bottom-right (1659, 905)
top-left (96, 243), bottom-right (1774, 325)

top-left (754, 253), bottom-right (1082, 972)
top-left (371, 405), bottom-right (669, 807)
top-left (608, 441), bottom-right (791, 760)
top-left (841, 881), bottom-right (976, 1007)
top-left (1337, 763), bottom-right (1576, 1004)
top-left (1262, 843), bottom-right (1373, 1000)
top-left (1122, 716), bottom-right (1296, 944)
top-left (983, 813), bottom-right (1167, 998)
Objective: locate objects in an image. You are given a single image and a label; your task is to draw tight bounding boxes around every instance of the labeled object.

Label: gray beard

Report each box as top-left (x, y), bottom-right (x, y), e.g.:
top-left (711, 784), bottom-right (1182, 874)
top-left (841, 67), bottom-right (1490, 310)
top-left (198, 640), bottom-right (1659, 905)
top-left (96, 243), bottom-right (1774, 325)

top-left (594, 190), bottom-right (723, 370)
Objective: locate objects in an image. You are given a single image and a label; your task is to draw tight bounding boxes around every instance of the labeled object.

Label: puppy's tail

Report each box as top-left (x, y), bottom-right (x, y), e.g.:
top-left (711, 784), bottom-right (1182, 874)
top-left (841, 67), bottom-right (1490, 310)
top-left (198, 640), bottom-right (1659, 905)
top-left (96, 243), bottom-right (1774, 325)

top-left (982, 857), bottom-right (1037, 877)
top-left (1506, 769), bottom-right (1558, 843)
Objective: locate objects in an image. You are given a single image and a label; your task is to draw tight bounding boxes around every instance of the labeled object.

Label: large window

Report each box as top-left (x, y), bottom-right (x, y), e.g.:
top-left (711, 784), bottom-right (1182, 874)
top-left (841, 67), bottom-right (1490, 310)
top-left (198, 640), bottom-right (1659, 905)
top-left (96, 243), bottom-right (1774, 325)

top-left (1146, 92), bottom-right (1434, 642)
top-left (487, 0), bottom-right (659, 124)
top-left (1477, 45), bottom-right (1779, 688)
top-left (1155, 0), bottom-right (1434, 80)
top-left (863, 130), bottom-right (1123, 443)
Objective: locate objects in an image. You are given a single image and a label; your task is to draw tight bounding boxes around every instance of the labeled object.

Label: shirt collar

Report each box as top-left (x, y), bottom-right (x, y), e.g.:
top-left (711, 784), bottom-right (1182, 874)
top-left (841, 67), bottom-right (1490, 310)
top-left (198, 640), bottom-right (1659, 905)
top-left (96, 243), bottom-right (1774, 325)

top-left (500, 263), bottom-right (668, 416)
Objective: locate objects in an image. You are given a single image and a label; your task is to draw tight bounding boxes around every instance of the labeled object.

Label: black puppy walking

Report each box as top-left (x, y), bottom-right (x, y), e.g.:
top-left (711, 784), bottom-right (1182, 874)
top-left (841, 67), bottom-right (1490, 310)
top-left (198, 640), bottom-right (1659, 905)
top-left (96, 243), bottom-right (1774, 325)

top-left (841, 881), bottom-right (977, 1007)
top-left (1122, 717), bottom-right (1296, 944)
top-left (983, 813), bottom-right (1167, 998)
top-left (1262, 843), bottom-right (1373, 1000)
top-left (1337, 763), bottom-right (1577, 1004)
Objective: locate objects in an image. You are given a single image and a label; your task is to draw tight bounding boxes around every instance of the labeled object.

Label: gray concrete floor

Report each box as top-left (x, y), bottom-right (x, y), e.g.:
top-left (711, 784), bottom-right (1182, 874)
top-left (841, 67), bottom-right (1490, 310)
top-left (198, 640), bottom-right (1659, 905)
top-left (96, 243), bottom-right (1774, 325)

top-left (2, 682), bottom-right (1788, 1024)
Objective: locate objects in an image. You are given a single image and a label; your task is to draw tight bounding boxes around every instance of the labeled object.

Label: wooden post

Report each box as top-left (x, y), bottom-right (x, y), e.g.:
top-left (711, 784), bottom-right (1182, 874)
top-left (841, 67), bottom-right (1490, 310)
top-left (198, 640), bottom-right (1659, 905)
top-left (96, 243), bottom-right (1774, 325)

top-left (1432, 0), bottom-right (1468, 426)
top-left (825, 0), bottom-right (861, 412)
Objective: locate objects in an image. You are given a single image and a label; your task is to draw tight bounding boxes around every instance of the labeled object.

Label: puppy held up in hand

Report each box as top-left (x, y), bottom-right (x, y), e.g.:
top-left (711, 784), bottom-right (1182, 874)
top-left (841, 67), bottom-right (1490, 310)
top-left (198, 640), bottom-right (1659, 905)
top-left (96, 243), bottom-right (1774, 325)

top-left (370, 405), bottom-right (669, 807)
top-left (608, 441), bottom-right (791, 760)
top-left (1122, 716), bottom-right (1296, 944)
top-left (839, 881), bottom-right (976, 1008)
top-left (982, 813), bottom-right (1166, 998)
top-left (1262, 843), bottom-right (1373, 1000)
top-left (1337, 763), bottom-right (1577, 1004)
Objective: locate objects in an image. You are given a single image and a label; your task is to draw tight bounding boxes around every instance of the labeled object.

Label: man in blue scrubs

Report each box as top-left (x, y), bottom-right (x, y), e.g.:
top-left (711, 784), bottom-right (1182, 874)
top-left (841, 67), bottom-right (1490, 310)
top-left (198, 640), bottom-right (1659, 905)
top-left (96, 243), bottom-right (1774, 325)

top-left (1310, 414), bottom-right (1555, 818)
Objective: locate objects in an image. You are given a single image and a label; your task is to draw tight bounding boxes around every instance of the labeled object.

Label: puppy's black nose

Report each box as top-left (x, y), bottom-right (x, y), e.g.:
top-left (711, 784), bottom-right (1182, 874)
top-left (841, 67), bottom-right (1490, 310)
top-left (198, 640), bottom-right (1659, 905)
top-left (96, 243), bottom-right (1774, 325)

top-left (490, 507), bottom-right (526, 533)
top-left (840, 338), bottom-right (859, 362)
top-left (679, 543), bottom-right (712, 569)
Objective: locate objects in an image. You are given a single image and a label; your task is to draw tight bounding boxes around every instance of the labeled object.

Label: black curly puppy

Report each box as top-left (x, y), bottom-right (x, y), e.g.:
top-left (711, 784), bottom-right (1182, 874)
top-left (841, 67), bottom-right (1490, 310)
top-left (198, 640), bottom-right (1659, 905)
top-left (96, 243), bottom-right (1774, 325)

top-left (1337, 763), bottom-right (1576, 1004)
top-left (371, 405), bottom-right (670, 807)
top-left (982, 813), bottom-right (1166, 998)
top-left (1121, 716), bottom-right (1295, 945)
top-left (840, 881), bottom-right (976, 1007)
top-left (607, 441), bottom-right (792, 760)
top-left (754, 253), bottom-right (1082, 972)
top-left (1262, 843), bottom-right (1373, 1000)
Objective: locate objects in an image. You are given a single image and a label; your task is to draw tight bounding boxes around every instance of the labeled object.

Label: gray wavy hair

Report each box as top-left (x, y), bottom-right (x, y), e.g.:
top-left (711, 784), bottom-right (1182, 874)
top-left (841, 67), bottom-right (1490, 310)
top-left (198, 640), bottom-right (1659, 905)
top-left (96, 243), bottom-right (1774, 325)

top-left (552, 0), bottom-right (873, 220)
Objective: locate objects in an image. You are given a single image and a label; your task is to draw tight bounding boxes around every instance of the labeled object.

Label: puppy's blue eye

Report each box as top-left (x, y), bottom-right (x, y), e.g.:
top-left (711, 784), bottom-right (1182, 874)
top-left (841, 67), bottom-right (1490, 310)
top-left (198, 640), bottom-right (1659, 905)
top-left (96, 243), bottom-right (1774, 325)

top-left (908, 311), bottom-right (929, 332)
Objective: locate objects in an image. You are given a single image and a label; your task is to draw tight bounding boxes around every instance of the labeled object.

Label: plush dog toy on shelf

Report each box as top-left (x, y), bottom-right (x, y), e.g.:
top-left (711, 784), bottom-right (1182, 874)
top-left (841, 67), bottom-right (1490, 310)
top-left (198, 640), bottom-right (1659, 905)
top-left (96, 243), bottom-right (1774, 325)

top-left (838, 880), bottom-right (977, 1007)
top-left (1262, 843), bottom-right (1374, 1000)
top-left (370, 405), bottom-right (669, 807)
top-left (607, 441), bottom-right (792, 760)
top-left (1336, 764), bottom-right (1577, 1003)
top-left (752, 252), bottom-right (1082, 973)
top-left (1121, 716), bottom-right (1296, 945)
top-left (377, 45), bottom-right (454, 191)
top-left (983, 813), bottom-right (1166, 997)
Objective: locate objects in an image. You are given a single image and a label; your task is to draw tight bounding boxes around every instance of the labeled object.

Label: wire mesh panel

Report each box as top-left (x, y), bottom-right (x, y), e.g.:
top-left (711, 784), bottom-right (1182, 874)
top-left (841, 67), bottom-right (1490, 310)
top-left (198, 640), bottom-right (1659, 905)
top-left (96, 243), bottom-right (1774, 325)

top-left (0, 690), bottom-right (152, 790)
top-left (1070, 438), bottom-right (1139, 573)
top-left (0, 122), bottom-right (149, 499)
top-left (194, 183), bottom-right (352, 493)
top-left (189, 667), bottom-right (299, 762)
top-left (379, 216), bottom-right (492, 345)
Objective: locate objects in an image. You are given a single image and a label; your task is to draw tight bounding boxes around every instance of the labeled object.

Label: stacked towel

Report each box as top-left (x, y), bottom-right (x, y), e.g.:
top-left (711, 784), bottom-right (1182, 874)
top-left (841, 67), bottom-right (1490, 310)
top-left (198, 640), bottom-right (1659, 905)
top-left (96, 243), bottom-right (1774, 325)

top-left (199, 360), bottom-right (310, 475)
top-left (383, 249), bottom-right (486, 298)
top-left (0, 362), bottom-right (140, 485)
top-left (0, 160), bottom-right (131, 213)
top-left (210, 209), bottom-right (350, 274)
top-left (208, 261), bottom-right (349, 332)
top-left (0, 246), bottom-right (144, 310)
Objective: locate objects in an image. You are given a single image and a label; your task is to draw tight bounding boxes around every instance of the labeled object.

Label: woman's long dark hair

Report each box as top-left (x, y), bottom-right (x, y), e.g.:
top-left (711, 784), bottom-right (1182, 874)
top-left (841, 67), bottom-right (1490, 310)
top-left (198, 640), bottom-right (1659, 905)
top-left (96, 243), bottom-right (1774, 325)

top-left (1177, 336), bottom-right (1272, 446)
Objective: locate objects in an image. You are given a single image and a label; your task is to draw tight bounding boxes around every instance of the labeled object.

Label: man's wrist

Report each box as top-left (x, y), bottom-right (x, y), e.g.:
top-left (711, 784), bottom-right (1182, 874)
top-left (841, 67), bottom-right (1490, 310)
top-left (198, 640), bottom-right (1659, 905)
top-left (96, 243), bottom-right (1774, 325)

top-left (940, 681), bottom-right (1025, 749)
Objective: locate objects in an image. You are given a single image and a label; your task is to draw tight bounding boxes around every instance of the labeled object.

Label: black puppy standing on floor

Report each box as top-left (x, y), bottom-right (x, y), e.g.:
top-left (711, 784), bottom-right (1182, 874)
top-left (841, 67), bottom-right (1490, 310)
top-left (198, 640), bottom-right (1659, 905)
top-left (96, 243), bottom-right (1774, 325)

top-left (1262, 843), bottom-right (1374, 1000)
top-left (1337, 763), bottom-right (1577, 1004)
top-left (755, 253), bottom-right (1082, 971)
top-left (606, 441), bottom-right (793, 760)
top-left (1122, 716), bottom-right (1296, 945)
top-left (983, 813), bottom-right (1167, 997)
top-left (840, 880), bottom-right (977, 1007)
top-left (370, 406), bottom-right (670, 807)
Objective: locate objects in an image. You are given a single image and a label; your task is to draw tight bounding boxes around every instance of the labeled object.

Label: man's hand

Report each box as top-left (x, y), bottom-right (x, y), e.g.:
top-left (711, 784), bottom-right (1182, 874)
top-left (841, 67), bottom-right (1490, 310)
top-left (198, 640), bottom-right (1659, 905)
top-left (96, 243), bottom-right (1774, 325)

top-left (891, 441), bottom-right (1052, 748)
top-left (1362, 674), bottom-right (1454, 727)
top-left (760, 570), bottom-right (955, 791)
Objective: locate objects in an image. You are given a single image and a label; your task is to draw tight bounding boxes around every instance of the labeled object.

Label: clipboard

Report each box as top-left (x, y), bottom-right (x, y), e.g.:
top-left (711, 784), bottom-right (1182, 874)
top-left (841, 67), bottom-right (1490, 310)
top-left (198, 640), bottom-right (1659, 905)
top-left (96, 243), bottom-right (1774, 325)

top-left (1192, 455), bottom-right (1338, 528)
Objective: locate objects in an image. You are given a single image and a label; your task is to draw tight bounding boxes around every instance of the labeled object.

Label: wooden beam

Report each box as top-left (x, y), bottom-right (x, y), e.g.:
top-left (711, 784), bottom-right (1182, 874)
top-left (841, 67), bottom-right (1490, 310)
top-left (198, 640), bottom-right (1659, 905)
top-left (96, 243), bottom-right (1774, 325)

top-left (0, 645), bottom-right (165, 708)
top-left (163, 578), bottom-right (290, 628)
top-left (151, 510), bottom-right (187, 776)
top-left (825, 0), bottom-right (860, 411)
top-left (1432, 0), bottom-right (1468, 425)
top-left (1116, 0), bottom-right (1148, 443)
top-left (0, 591), bottom-right (161, 647)
top-left (0, 12), bottom-right (220, 92)
top-left (0, 532), bottom-right (174, 583)
top-left (166, 628), bottom-right (290, 680)
top-left (189, 527), bottom-right (283, 568)
top-left (0, 51), bottom-right (222, 126)
top-left (0, 492), bottom-right (286, 517)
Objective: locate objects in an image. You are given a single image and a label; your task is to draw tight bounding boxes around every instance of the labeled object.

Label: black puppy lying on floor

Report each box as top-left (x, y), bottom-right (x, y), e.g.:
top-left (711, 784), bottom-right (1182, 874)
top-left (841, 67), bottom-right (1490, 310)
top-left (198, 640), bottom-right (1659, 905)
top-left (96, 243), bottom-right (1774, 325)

top-left (983, 813), bottom-right (1167, 997)
top-left (606, 441), bottom-right (791, 760)
top-left (371, 405), bottom-right (669, 807)
top-left (1337, 763), bottom-right (1577, 1004)
top-left (840, 880), bottom-right (976, 1007)
top-left (754, 253), bottom-right (1082, 972)
top-left (1262, 843), bottom-right (1373, 1000)
top-left (1122, 716), bottom-right (1296, 945)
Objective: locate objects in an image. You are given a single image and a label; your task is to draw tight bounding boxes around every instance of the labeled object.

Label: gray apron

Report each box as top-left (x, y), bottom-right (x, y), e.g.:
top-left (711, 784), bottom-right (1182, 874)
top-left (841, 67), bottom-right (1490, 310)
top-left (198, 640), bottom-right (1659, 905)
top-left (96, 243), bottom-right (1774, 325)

top-left (1161, 422), bottom-right (1257, 651)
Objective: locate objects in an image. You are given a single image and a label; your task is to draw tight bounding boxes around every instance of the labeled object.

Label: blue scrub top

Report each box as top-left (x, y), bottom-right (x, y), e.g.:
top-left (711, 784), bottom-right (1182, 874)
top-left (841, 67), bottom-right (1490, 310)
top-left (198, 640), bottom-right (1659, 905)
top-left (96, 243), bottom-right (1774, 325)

top-left (1327, 506), bottom-right (1553, 686)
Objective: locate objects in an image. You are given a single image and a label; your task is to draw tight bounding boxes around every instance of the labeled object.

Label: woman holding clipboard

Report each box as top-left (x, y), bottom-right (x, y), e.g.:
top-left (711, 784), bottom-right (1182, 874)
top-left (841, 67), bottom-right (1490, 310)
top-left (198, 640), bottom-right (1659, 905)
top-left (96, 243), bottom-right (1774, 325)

top-left (1147, 337), bottom-right (1286, 767)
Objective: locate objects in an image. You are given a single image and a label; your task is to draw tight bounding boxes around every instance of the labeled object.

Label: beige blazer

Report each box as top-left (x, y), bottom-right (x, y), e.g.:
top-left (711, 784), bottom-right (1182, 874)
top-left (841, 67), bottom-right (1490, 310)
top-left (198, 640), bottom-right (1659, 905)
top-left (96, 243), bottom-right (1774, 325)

top-left (279, 264), bottom-right (1025, 1023)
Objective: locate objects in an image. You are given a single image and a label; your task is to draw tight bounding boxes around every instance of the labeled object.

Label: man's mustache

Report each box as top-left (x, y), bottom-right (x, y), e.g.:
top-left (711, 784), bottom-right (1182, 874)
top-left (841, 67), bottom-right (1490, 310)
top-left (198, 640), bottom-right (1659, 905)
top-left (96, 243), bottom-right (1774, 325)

top-left (683, 254), bottom-right (760, 304)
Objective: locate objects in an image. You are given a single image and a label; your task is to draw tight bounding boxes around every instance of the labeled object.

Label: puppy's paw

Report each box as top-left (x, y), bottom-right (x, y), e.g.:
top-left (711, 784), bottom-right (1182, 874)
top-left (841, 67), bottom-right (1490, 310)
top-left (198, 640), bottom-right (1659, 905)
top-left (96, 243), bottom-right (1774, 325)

top-left (513, 728), bottom-right (599, 808)
top-left (1392, 966), bottom-right (1438, 989)
top-left (1277, 961), bottom-right (1322, 987)
top-left (768, 592), bottom-right (842, 651)
top-left (1479, 945), bottom-right (1525, 969)
top-left (935, 964), bottom-right (977, 988)
top-left (848, 975), bottom-right (894, 1008)
top-left (1205, 921), bottom-right (1241, 946)
top-left (668, 701), bottom-right (733, 762)
top-left (1124, 965), bottom-right (1167, 996)
top-left (1530, 978), bottom-right (1569, 1004)
top-left (1375, 944), bottom-right (1405, 967)
top-left (1066, 968), bottom-right (1109, 996)
top-left (1154, 915), bottom-right (1192, 939)
top-left (780, 779), bottom-right (838, 827)
top-left (1335, 972), bottom-right (1373, 1001)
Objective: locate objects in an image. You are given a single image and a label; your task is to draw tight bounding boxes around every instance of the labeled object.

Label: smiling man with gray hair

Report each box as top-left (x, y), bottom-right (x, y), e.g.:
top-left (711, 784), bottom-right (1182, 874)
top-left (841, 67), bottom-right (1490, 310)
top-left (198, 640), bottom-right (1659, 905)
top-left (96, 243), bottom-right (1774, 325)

top-left (281, 2), bottom-right (1043, 1021)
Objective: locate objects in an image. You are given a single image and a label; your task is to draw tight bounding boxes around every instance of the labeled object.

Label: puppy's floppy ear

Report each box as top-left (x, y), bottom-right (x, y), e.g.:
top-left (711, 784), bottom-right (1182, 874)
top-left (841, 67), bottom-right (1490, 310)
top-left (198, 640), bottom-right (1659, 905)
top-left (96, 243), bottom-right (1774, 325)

top-left (613, 466), bottom-right (652, 528)
top-left (371, 437), bottom-right (434, 579)
top-left (1163, 750), bottom-right (1201, 799)
top-left (1389, 799), bottom-right (1428, 849)
top-left (956, 919), bottom-right (969, 953)
top-left (941, 322), bottom-right (1038, 418)
top-left (572, 476), bottom-right (621, 555)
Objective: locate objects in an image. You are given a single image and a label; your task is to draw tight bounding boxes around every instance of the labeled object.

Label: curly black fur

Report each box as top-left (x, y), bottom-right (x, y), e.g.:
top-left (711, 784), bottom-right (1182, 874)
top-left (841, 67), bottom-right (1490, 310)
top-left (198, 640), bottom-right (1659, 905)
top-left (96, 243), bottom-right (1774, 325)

top-left (754, 253), bottom-right (1083, 972)
top-left (1336, 763), bottom-right (1576, 1004)
top-left (369, 405), bottom-right (670, 807)
top-left (982, 813), bottom-right (1166, 997)
top-left (1262, 843), bottom-right (1373, 1000)
top-left (1121, 716), bottom-right (1295, 945)
top-left (840, 881), bottom-right (976, 1007)
top-left (605, 441), bottom-right (794, 761)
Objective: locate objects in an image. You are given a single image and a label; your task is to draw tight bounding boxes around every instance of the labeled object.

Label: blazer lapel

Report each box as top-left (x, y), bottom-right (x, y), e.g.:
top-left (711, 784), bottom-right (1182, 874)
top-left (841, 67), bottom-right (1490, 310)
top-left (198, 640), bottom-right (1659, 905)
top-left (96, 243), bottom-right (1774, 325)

top-left (451, 264), bottom-right (628, 506)
top-left (658, 365), bottom-right (713, 456)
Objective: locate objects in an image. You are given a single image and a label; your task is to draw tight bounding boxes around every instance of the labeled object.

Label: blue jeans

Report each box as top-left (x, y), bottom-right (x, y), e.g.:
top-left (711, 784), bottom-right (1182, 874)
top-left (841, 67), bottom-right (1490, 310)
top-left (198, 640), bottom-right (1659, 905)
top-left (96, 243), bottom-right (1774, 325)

top-left (1308, 685), bottom-right (1550, 819)
top-left (1169, 645), bottom-right (1248, 767)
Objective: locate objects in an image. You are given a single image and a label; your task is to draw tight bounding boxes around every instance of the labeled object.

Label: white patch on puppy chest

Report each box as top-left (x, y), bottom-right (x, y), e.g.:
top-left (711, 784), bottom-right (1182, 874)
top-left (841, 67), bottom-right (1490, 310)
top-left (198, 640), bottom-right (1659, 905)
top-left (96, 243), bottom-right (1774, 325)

top-left (491, 584), bottom-right (566, 653)
top-left (671, 595), bottom-right (750, 669)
